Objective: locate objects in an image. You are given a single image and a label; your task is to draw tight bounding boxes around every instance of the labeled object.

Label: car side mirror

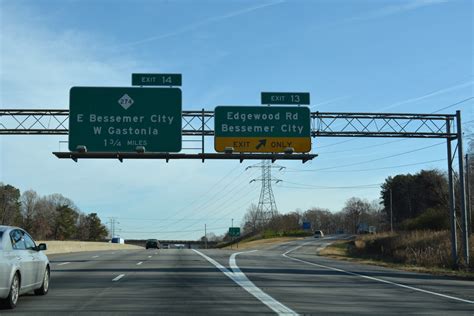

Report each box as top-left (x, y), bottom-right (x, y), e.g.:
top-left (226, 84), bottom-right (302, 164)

top-left (37, 243), bottom-right (47, 251)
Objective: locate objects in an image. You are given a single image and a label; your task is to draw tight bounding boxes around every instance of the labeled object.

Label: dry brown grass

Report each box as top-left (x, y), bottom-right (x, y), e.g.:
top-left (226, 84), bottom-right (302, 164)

top-left (350, 231), bottom-right (474, 270)
top-left (222, 237), bottom-right (304, 250)
top-left (320, 232), bottom-right (474, 278)
top-left (38, 240), bottom-right (143, 254)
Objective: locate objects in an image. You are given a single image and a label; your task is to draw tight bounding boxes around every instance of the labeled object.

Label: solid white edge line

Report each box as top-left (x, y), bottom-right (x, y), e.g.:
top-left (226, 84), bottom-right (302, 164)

top-left (92, 255), bottom-right (99, 258)
top-left (137, 261), bottom-right (143, 265)
top-left (112, 274), bottom-right (125, 282)
top-left (282, 245), bottom-right (474, 305)
top-left (56, 262), bottom-right (70, 266)
top-left (192, 249), bottom-right (298, 316)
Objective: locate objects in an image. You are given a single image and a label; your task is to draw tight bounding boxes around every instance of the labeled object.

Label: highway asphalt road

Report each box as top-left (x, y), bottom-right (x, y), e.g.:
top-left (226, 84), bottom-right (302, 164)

top-left (3, 236), bottom-right (473, 315)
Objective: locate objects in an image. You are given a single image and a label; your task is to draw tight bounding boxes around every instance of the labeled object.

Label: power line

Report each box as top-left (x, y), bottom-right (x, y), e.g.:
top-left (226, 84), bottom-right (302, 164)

top-left (317, 139), bottom-right (405, 155)
top-left (149, 166), bottom-right (257, 230)
top-left (120, 226), bottom-right (228, 235)
top-left (181, 192), bottom-right (260, 239)
top-left (431, 96), bottom-right (474, 114)
top-left (289, 142), bottom-right (445, 172)
top-left (287, 158), bottom-right (446, 173)
top-left (150, 163), bottom-right (244, 223)
top-left (176, 178), bottom-right (259, 232)
top-left (316, 138), bottom-right (357, 149)
top-left (281, 180), bottom-right (382, 189)
top-left (312, 96), bottom-right (473, 152)
top-left (276, 184), bottom-right (380, 190)
top-left (166, 168), bottom-right (259, 226)
top-left (148, 168), bottom-right (260, 234)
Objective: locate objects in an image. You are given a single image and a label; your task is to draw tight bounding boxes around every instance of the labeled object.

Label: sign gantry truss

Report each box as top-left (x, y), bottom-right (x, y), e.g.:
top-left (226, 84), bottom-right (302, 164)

top-left (0, 109), bottom-right (458, 139)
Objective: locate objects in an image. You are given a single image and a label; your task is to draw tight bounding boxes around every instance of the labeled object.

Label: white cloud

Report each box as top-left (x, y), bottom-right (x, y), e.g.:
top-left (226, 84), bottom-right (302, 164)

top-left (0, 4), bottom-right (244, 239)
top-left (347, 0), bottom-right (449, 23)
top-left (374, 80), bottom-right (474, 112)
top-left (0, 5), bottom-right (138, 108)
top-left (117, 0), bottom-right (285, 48)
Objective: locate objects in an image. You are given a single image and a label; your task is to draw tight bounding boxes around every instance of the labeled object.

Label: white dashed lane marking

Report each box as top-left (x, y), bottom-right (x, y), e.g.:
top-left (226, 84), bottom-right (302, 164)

top-left (112, 274), bottom-right (125, 282)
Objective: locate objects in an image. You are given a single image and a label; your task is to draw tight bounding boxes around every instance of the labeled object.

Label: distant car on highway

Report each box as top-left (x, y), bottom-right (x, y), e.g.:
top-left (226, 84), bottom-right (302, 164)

top-left (145, 239), bottom-right (160, 249)
top-left (161, 243), bottom-right (170, 249)
top-left (313, 230), bottom-right (324, 238)
top-left (0, 226), bottom-right (50, 309)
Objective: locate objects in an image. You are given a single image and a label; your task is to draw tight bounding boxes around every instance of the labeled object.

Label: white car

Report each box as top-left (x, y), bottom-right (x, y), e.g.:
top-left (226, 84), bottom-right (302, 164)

top-left (313, 230), bottom-right (325, 238)
top-left (0, 226), bottom-right (50, 309)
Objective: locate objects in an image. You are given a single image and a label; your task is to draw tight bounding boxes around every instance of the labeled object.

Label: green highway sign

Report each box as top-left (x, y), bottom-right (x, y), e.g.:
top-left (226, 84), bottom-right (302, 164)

top-left (132, 73), bottom-right (182, 86)
top-left (229, 227), bottom-right (241, 237)
top-left (214, 106), bottom-right (311, 153)
top-left (69, 87), bottom-right (182, 152)
top-left (261, 92), bottom-right (310, 105)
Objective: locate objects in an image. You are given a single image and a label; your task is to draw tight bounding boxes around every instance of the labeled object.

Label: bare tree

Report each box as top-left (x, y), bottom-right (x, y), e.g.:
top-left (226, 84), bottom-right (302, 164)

top-left (21, 190), bottom-right (39, 231)
top-left (242, 203), bottom-right (260, 233)
top-left (0, 183), bottom-right (21, 226)
top-left (342, 197), bottom-right (371, 234)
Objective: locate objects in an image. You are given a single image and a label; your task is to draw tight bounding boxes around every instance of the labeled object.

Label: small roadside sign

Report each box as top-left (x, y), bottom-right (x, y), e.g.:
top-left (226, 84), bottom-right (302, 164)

top-left (229, 227), bottom-right (241, 237)
top-left (132, 73), bottom-right (182, 86)
top-left (302, 222), bottom-right (311, 230)
top-left (261, 92), bottom-right (310, 105)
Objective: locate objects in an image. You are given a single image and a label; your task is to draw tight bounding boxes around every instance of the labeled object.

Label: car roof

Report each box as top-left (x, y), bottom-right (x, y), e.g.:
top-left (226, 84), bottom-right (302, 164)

top-left (0, 225), bottom-right (20, 232)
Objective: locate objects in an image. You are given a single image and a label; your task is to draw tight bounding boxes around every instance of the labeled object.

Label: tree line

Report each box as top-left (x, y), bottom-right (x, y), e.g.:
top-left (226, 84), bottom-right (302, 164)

top-left (240, 167), bottom-right (473, 237)
top-left (0, 183), bottom-right (108, 241)
top-left (241, 197), bottom-right (383, 236)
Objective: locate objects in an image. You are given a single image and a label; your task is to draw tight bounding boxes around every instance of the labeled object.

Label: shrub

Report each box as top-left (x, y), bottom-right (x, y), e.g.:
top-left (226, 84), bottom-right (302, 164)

top-left (400, 208), bottom-right (449, 231)
top-left (351, 230), bottom-right (474, 270)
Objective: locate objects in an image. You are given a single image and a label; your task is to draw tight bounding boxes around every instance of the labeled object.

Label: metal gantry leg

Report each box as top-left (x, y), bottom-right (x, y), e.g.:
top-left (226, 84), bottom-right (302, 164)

top-left (446, 118), bottom-right (458, 266)
top-left (456, 111), bottom-right (470, 266)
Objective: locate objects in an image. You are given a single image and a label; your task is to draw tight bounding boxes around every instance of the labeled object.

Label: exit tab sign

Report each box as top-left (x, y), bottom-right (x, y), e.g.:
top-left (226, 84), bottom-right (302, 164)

top-left (261, 92), bottom-right (310, 105)
top-left (132, 73), bottom-right (182, 86)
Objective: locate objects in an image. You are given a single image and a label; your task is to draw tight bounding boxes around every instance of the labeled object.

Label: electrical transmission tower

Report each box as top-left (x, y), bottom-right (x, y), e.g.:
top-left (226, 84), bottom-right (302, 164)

top-left (247, 160), bottom-right (284, 227)
top-left (107, 217), bottom-right (119, 238)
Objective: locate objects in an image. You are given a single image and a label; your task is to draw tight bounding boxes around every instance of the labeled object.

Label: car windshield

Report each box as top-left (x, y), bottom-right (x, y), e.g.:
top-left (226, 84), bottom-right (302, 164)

top-left (0, 1), bottom-right (473, 314)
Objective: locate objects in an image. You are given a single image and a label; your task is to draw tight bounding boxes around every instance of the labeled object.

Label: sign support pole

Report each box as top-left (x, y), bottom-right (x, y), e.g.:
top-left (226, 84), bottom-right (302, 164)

top-left (456, 111), bottom-right (469, 266)
top-left (446, 118), bottom-right (458, 267)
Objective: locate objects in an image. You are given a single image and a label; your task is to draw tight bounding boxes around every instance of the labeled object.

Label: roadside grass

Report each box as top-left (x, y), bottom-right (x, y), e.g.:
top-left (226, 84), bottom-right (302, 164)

top-left (217, 229), bottom-right (311, 249)
top-left (38, 240), bottom-right (143, 254)
top-left (222, 236), bottom-right (305, 250)
top-left (319, 231), bottom-right (474, 280)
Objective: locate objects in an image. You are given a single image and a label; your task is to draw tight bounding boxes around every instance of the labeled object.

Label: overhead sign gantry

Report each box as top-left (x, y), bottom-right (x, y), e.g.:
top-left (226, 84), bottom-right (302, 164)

top-left (0, 78), bottom-right (469, 267)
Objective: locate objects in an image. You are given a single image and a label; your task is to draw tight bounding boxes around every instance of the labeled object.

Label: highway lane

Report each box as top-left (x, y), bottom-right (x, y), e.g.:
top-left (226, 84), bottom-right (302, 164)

top-left (4, 248), bottom-right (274, 314)
top-left (2, 237), bottom-right (473, 315)
top-left (202, 237), bottom-right (474, 315)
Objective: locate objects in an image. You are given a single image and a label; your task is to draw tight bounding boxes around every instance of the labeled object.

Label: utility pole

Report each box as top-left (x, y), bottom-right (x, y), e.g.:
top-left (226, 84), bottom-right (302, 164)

top-left (466, 154), bottom-right (471, 236)
top-left (248, 160), bottom-right (284, 228)
top-left (204, 224), bottom-right (207, 249)
top-left (390, 189), bottom-right (393, 233)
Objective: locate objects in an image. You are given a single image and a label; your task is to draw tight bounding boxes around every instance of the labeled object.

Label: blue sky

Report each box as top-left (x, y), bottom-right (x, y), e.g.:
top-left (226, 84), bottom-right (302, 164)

top-left (1, 0), bottom-right (473, 240)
